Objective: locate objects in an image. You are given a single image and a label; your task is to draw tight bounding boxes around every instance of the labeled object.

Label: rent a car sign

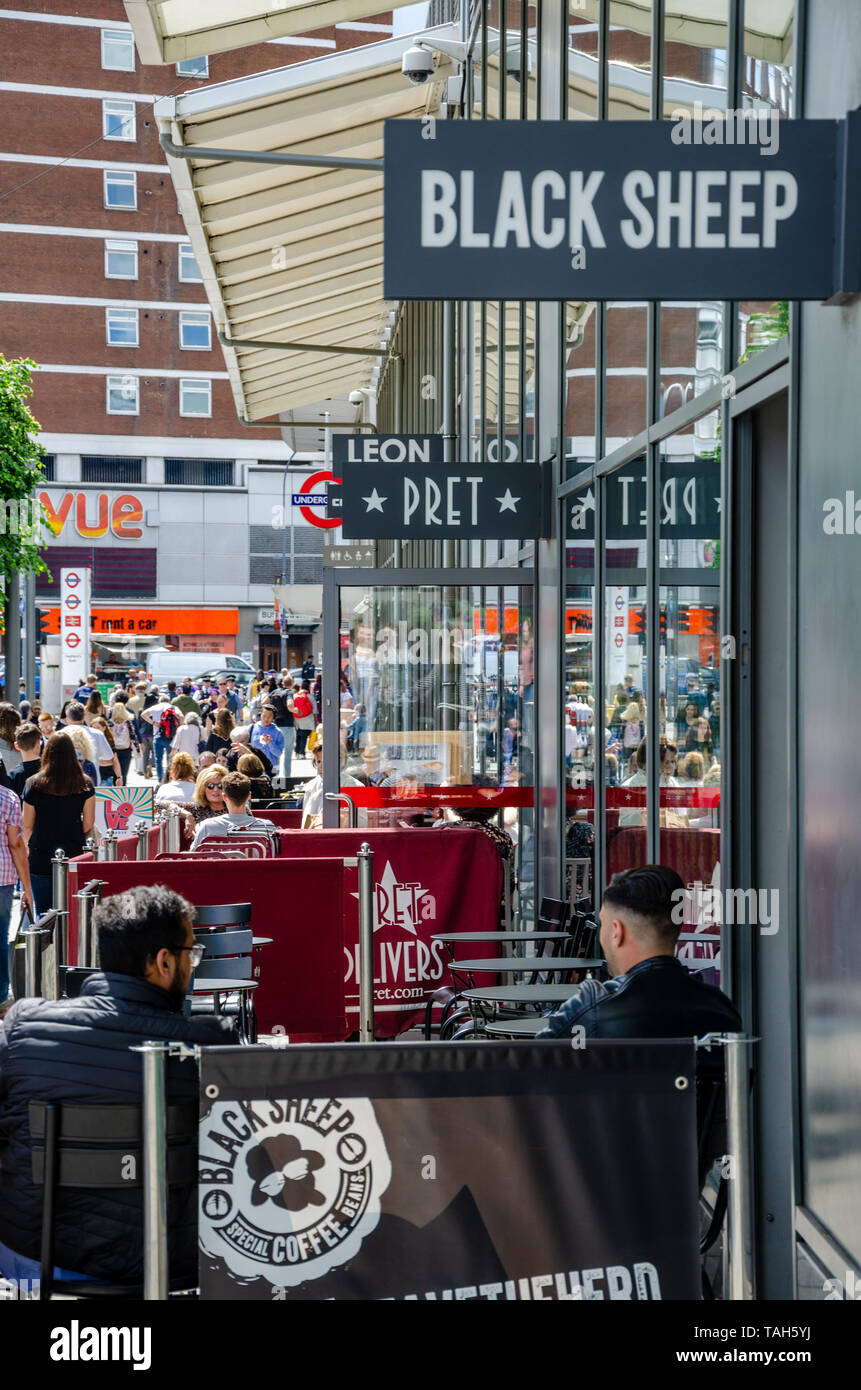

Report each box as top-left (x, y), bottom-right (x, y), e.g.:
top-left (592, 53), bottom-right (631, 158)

top-left (383, 115), bottom-right (859, 302)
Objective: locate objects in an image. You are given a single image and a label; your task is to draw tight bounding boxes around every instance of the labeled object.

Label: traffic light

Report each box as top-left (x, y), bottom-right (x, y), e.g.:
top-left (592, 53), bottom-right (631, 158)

top-left (677, 605), bottom-right (691, 634)
top-left (34, 607), bottom-right (51, 641)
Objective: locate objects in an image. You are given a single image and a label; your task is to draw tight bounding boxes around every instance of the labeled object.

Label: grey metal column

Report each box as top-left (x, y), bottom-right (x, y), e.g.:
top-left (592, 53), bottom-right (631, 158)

top-left (321, 566), bottom-right (340, 827)
top-left (357, 842), bottom-right (375, 1043)
top-left (535, 0), bottom-right (566, 906)
top-left (725, 1033), bottom-right (756, 1300)
top-left (23, 571), bottom-right (37, 703)
top-left (76, 888), bottom-right (97, 969)
top-left (23, 924), bottom-right (43, 997)
top-left (140, 1042), bottom-right (169, 1301)
top-left (4, 571), bottom-right (20, 706)
top-left (136, 821), bottom-right (149, 860)
top-left (51, 849), bottom-right (69, 968)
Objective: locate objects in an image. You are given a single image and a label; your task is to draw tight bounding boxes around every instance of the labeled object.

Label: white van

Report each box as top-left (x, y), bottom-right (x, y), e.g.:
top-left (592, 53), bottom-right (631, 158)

top-left (146, 649), bottom-right (255, 688)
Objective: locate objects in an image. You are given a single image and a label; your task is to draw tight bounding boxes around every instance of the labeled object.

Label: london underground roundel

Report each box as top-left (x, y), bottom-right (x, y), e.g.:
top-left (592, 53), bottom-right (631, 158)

top-left (295, 471), bottom-right (342, 530)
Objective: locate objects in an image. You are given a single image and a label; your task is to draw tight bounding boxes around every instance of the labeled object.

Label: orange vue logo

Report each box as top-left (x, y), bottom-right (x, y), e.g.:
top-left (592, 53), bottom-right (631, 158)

top-left (40, 491), bottom-right (144, 540)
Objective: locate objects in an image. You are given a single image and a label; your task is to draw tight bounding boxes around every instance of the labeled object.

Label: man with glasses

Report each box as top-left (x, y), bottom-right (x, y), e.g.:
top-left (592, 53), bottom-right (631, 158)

top-left (0, 884), bottom-right (236, 1290)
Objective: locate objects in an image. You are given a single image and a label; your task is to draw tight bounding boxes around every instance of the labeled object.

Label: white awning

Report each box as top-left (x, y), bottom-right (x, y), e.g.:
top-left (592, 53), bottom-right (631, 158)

top-left (124, 0), bottom-right (424, 65)
top-left (155, 27), bottom-right (456, 421)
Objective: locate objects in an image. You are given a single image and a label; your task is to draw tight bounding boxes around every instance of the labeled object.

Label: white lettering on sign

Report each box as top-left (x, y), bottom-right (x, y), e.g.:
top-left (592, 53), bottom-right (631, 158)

top-left (345, 436), bottom-right (434, 464)
top-left (423, 166), bottom-right (800, 253)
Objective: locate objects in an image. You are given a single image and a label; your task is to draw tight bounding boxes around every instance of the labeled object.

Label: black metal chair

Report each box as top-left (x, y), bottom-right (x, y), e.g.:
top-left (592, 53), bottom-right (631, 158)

top-left (192, 904), bottom-right (262, 1043)
top-left (31, 1098), bottom-right (197, 1300)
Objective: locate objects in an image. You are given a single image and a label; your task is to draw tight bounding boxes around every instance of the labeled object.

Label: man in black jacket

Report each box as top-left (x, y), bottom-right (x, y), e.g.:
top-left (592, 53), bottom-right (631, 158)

top-left (0, 884), bottom-right (236, 1289)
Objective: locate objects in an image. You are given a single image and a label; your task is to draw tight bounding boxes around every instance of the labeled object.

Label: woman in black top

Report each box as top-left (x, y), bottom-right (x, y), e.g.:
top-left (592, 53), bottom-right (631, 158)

top-left (206, 709), bottom-right (234, 757)
top-left (22, 732), bottom-right (95, 916)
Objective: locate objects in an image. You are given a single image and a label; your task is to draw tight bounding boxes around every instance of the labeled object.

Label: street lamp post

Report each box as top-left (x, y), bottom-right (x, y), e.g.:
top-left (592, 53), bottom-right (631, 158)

top-left (278, 444), bottom-right (296, 671)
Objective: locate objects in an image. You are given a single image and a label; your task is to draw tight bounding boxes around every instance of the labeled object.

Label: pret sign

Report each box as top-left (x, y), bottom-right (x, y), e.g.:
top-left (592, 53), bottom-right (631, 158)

top-left (384, 115), bottom-right (861, 301)
top-left (339, 463), bottom-right (550, 540)
top-left (60, 566), bottom-right (91, 689)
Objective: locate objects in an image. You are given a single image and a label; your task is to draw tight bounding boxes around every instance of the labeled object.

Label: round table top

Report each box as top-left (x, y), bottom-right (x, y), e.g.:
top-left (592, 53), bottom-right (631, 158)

top-left (482, 1017), bottom-right (548, 1037)
top-left (432, 931), bottom-right (568, 944)
top-left (451, 957), bottom-right (603, 973)
top-left (462, 984), bottom-right (576, 1004)
top-left (192, 977), bottom-right (258, 994)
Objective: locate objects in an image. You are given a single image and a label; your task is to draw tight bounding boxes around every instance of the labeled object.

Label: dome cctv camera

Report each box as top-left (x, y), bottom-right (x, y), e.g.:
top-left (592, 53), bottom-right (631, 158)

top-left (348, 390), bottom-right (365, 405)
top-left (402, 43), bottom-right (434, 85)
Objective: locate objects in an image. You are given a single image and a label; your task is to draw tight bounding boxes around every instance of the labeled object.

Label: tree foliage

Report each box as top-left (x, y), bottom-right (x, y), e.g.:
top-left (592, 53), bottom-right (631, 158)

top-left (0, 355), bottom-right (50, 582)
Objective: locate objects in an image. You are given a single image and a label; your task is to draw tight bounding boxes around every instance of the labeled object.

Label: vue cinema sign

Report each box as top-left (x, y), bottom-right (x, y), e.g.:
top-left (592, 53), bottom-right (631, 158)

top-left (384, 115), bottom-right (861, 301)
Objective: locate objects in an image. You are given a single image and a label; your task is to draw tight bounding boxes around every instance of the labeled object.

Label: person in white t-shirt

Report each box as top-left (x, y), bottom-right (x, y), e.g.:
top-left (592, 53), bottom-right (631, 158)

top-left (155, 753), bottom-right (198, 805)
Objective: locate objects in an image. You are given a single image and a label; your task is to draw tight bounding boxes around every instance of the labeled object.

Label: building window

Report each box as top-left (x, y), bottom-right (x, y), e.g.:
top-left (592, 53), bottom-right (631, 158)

top-left (39, 453), bottom-right (56, 482)
top-left (104, 239), bottom-right (138, 280)
top-left (178, 243), bottom-right (202, 282)
top-left (106, 375), bottom-right (139, 415)
top-left (102, 98), bottom-right (136, 141)
top-left (165, 458), bottom-right (234, 486)
top-left (101, 28), bottom-right (135, 72)
top-left (81, 456), bottom-right (144, 484)
top-left (104, 169), bottom-right (137, 210)
top-left (176, 55), bottom-right (209, 77)
top-left (106, 307), bottom-right (139, 347)
top-left (179, 379), bottom-right (211, 417)
top-left (179, 311), bottom-right (211, 350)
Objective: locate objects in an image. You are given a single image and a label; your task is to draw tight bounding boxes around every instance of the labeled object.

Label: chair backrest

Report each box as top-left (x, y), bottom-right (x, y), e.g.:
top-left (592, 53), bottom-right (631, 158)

top-left (193, 902), bottom-right (252, 930)
top-left (537, 896), bottom-right (569, 931)
top-left (568, 911), bottom-right (600, 959)
top-left (31, 1098), bottom-right (196, 1299)
top-left (194, 956), bottom-right (253, 980)
top-left (195, 928), bottom-right (253, 957)
top-left (195, 835), bottom-right (270, 859)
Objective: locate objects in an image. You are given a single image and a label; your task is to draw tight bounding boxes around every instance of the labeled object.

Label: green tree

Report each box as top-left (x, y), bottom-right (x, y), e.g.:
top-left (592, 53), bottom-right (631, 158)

top-left (0, 355), bottom-right (50, 583)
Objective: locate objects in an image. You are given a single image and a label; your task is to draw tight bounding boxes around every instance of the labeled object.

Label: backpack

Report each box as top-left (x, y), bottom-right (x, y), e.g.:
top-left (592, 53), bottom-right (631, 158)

top-left (159, 706), bottom-right (180, 740)
top-left (293, 691), bottom-right (313, 721)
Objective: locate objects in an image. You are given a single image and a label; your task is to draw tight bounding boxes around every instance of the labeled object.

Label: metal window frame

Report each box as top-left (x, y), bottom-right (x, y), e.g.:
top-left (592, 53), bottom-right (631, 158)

top-left (104, 238), bottom-right (139, 280)
top-left (105, 375), bottom-right (140, 415)
top-left (105, 305), bottom-right (140, 348)
top-left (103, 167), bottom-right (137, 211)
top-left (178, 377), bottom-right (212, 417)
top-left (100, 27), bottom-right (135, 73)
top-left (102, 98), bottom-right (137, 142)
top-left (179, 310), bottom-right (212, 351)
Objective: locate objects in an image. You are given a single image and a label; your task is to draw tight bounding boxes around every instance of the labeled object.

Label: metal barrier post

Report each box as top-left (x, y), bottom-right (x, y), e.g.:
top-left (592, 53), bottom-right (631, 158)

top-left (23, 924), bottom-right (43, 998)
top-left (51, 849), bottom-right (69, 970)
top-left (168, 807), bottom-right (181, 854)
top-left (139, 1042), bottom-right (169, 1301)
top-left (136, 820), bottom-right (149, 861)
top-left (325, 792), bottom-right (358, 827)
top-left (84, 836), bottom-right (96, 857)
top-left (157, 811), bottom-right (167, 855)
top-left (103, 829), bottom-right (118, 862)
top-left (76, 889), bottom-right (96, 969)
top-left (724, 1033), bottom-right (755, 1300)
top-left (357, 842), bottom-right (375, 1043)
top-left (39, 910), bottom-right (61, 1001)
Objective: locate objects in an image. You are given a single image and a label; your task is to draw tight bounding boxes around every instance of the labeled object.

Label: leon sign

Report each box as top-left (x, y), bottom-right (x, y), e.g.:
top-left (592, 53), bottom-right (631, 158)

top-left (384, 114), bottom-right (861, 301)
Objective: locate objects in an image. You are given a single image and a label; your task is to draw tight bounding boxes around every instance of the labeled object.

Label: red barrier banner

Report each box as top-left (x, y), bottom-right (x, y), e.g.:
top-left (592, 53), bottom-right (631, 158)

top-left (67, 858), bottom-right (346, 1036)
top-left (343, 783), bottom-right (721, 811)
top-left (276, 828), bottom-right (503, 1038)
top-left (258, 808), bottom-right (303, 829)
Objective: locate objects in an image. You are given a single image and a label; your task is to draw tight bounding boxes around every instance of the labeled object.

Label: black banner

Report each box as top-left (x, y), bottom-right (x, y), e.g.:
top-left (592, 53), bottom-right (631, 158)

top-left (567, 457), bottom-right (720, 541)
top-left (332, 434), bottom-right (444, 465)
top-left (198, 1040), bottom-right (700, 1301)
top-left (339, 462), bottom-right (550, 540)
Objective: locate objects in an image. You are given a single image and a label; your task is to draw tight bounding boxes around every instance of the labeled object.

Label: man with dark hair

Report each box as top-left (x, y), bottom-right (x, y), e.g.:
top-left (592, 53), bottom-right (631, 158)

top-left (0, 884), bottom-right (235, 1288)
top-left (539, 865), bottom-right (740, 1042)
top-left (9, 723), bottom-right (42, 796)
top-left (189, 771), bottom-right (275, 850)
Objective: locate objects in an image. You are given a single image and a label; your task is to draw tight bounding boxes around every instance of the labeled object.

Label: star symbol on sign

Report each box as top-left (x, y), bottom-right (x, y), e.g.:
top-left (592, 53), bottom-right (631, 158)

top-left (496, 488), bottom-right (520, 514)
top-left (362, 488), bottom-right (386, 513)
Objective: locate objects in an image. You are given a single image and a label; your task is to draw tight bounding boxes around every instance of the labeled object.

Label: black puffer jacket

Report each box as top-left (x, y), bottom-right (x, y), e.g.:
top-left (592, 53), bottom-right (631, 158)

top-left (0, 973), bottom-right (236, 1284)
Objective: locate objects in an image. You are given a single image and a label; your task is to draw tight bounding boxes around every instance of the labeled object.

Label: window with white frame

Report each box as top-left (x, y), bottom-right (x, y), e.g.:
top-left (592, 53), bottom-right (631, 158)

top-left (179, 310), bottom-right (211, 350)
top-left (102, 99), bottom-right (136, 141)
top-left (178, 243), bottom-right (202, 283)
top-left (104, 168), bottom-right (137, 210)
top-left (101, 28), bottom-right (135, 72)
top-left (107, 375), bottom-right (139, 414)
top-left (104, 239), bottom-right (138, 279)
top-left (176, 55), bottom-right (209, 77)
top-left (106, 307), bottom-right (139, 347)
top-left (179, 378), bottom-right (211, 417)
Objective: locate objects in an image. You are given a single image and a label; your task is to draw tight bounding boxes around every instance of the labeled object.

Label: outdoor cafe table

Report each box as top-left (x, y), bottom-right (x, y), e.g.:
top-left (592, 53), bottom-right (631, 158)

top-left (192, 978), bottom-right (259, 1000)
top-left (482, 1017), bottom-right (547, 1037)
top-left (461, 984), bottom-right (580, 1006)
top-left (450, 957), bottom-right (604, 974)
top-left (431, 931), bottom-right (569, 945)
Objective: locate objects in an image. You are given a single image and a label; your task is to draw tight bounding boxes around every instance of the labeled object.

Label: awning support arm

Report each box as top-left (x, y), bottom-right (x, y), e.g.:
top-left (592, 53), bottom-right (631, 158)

top-left (218, 330), bottom-right (385, 360)
top-left (159, 132), bottom-right (383, 172)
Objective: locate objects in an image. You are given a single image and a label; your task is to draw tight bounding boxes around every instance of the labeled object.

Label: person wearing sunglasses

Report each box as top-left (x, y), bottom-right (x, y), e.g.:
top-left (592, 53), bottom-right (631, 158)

top-left (0, 884), bottom-right (237, 1291)
top-left (180, 764), bottom-right (228, 841)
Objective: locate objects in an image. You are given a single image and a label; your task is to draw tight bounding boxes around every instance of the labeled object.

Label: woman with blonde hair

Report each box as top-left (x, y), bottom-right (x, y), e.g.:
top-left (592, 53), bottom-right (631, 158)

top-left (180, 763), bottom-right (228, 841)
top-left (156, 752), bottom-right (197, 805)
top-left (108, 701), bottom-right (136, 783)
top-left (63, 724), bottom-right (99, 786)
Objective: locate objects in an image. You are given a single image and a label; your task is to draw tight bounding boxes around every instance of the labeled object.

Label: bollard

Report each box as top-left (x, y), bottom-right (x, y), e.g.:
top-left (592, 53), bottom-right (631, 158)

top-left (51, 849), bottom-right (69, 969)
top-left (136, 820), bottom-right (149, 861)
top-left (168, 807), bottom-right (181, 855)
top-left (84, 836), bottom-right (96, 857)
top-left (725, 1033), bottom-right (755, 1300)
top-left (157, 811), bottom-right (167, 856)
top-left (139, 1043), bottom-right (169, 1301)
top-left (357, 842), bottom-right (375, 1043)
top-left (39, 911), bottom-right (61, 1002)
top-left (103, 829), bottom-right (118, 863)
top-left (76, 890), bottom-right (97, 969)
top-left (23, 924), bottom-right (44, 998)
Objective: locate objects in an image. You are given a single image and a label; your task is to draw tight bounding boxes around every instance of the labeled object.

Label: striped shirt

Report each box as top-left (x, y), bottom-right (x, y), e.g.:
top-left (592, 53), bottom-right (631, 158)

top-left (0, 787), bottom-right (23, 886)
